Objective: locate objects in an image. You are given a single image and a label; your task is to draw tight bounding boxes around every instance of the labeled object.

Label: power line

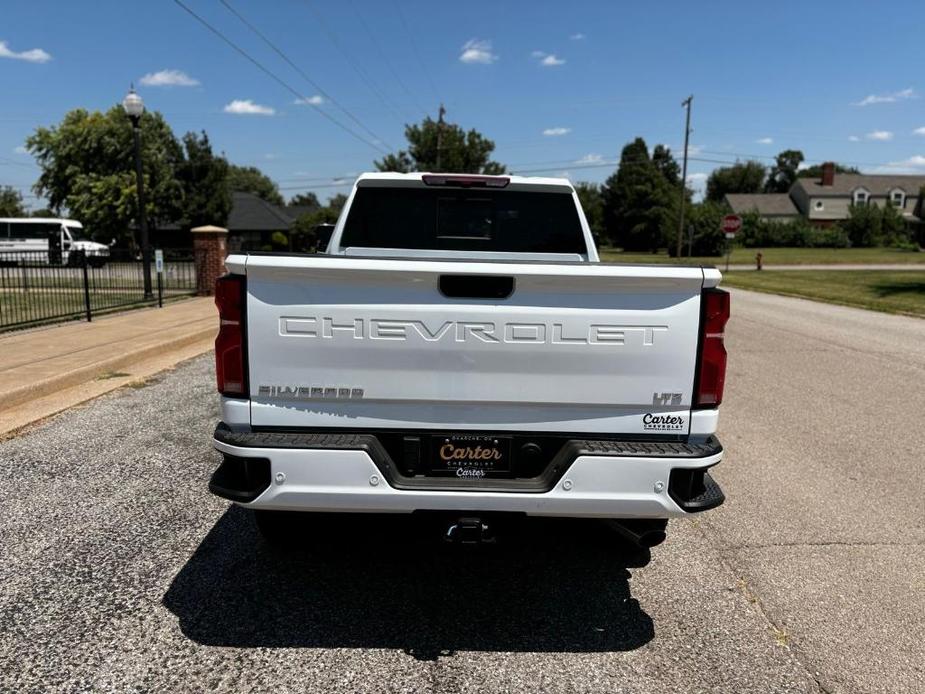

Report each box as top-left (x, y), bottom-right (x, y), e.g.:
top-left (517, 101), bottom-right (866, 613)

top-left (392, 0), bottom-right (442, 104)
top-left (0, 157), bottom-right (36, 168)
top-left (171, 0), bottom-right (390, 155)
top-left (301, 0), bottom-right (412, 124)
top-left (348, 0), bottom-right (428, 117)
top-left (217, 0), bottom-right (394, 150)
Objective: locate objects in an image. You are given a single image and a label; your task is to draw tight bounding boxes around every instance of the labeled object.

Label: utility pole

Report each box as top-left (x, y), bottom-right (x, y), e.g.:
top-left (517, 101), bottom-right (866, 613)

top-left (435, 103), bottom-right (446, 172)
top-left (676, 95), bottom-right (693, 259)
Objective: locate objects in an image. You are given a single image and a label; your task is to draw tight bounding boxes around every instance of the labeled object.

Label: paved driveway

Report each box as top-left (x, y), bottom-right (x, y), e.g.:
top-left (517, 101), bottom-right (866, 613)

top-left (1, 289), bottom-right (922, 693)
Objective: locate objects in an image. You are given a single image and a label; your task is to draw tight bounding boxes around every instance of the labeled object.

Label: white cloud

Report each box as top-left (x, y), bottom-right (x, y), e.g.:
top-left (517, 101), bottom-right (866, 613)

top-left (294, 95), bottom-right (324, 106)
top-left (865, 130), bottom-right (893, 141)
top-left (914, 126), bottom-right (925, 136)
top-left (223, 99), bottom-right (275, 116)
top-left (459, 39), bottom-right (497, 64)
top-left (575, 153), bottom-right (603, 164)
top-left (686, 172), bottom-right (708, 200)
top-left (0, 40), bottom-right (51, 63)
top-left (854, 87), bottom-right (915, 106)
top-left (685, 144), bottom-right (703, 156)
top-left (543, 127), bottom-right (571, 136)
top-left (872, 155), bottom-right (925, 173)
top-left (570, 33), bottom-right (586, 40)
top-left (895, 155), bottom-right (925, 168)
top-left (541, 54), bottom-right (566, 66)
top-left (13, 145), bottom-right (28, 154)
top-left (532, 51), bottom-right (566, 66)
top-left (139, 69), bottom-right (199, 87)
top-left (848, 135), bottom-right (861, 142)
top-left (755, 137), bottom-right (773, 145)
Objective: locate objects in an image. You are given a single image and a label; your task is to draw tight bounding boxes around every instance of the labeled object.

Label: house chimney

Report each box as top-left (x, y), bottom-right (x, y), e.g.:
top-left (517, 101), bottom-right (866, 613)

top-left (821, 162), bottom-right (835, 186)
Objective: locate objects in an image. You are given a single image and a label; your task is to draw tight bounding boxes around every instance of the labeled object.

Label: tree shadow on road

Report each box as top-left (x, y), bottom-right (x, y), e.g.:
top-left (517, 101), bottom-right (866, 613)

top-left (162, 507), bottom-right (654, 660)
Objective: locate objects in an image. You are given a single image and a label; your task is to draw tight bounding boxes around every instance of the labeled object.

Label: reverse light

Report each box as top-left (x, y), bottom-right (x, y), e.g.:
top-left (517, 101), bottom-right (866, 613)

top-left (694, 288), bottom-right (730, 407)
top-left (215, 274), bottom-right (246, 396)
top-left (422, 174), bottom-right (510, 188)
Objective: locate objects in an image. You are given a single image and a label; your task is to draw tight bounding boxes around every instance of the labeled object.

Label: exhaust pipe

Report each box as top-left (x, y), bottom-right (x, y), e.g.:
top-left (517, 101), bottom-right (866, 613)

top-left (608, 519), bottom-right (668, 549)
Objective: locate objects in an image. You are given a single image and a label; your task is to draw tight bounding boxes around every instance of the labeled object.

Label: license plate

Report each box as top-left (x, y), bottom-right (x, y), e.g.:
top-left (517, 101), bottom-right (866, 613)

top-left (429, 435), bottom-right (512, 478)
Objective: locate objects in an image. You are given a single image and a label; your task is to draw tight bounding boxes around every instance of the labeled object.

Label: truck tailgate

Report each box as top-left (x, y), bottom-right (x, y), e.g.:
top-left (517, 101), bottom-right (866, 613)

top-left (236, 255), bottom-right (710, 435)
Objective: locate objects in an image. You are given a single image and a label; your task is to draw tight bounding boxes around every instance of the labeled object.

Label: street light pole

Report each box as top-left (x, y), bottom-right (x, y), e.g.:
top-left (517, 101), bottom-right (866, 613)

top-left (122, 86), bottom-right (153, 300)
top-left (676, 95), bottom-right (693, 259)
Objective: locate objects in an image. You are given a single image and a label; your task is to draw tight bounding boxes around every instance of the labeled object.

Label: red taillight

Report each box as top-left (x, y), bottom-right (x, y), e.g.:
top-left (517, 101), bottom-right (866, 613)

top-left (215, 275), bottom-right (246, 396)
top-left (422, 174), bottom-right (510, 188)
top-left (695, 288), bottom-right (730, 407)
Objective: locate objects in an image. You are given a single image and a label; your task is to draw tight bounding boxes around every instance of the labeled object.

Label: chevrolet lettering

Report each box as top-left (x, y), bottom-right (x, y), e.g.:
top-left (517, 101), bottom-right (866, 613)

top-left (280, 316), bottom-right (668, 347)
top-left (209, 171), bottom-right (730, 553)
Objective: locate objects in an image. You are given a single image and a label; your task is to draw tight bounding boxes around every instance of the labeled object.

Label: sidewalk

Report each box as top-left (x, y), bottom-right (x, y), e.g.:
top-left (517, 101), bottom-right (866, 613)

top-left (0, 297), bottom-right (216, 436)
top-left (725, 263), bottom-right (925, 271)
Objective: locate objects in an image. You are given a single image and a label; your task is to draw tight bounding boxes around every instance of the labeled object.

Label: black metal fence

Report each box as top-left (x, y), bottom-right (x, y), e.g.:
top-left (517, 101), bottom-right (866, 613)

top-left (0, 248), bottom-right (201, 332)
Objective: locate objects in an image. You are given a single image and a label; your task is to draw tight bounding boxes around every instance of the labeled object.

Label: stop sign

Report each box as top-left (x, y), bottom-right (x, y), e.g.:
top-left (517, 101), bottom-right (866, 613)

top-left (721, 214), bottom-right (742, 235)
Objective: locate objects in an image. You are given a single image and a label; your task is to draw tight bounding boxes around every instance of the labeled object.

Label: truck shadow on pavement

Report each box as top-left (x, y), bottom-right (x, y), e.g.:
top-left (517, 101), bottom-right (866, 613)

top-left (163, 506), bottom-right (654, 660)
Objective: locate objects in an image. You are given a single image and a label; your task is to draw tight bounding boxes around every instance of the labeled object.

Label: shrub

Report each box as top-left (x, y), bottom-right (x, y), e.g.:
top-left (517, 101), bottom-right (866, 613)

top-left (741, 216), bottom-right (848, 248)
top-left (669, 201), bottom-right (727, 257)
top-left (840, 202), bottom-right (911, 248)
top-left (270, 231), bottom-right (290, 251)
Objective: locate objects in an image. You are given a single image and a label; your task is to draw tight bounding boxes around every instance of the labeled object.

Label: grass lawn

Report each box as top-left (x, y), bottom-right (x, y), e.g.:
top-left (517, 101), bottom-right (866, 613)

top-left (722, 270), bottom-right (925, 317)
top-left (599, 247), bottom-right (925, 266)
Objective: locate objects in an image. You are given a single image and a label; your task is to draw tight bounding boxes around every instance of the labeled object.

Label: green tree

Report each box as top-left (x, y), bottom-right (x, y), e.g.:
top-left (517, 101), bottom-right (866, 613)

top-left (326, 193), bottom-right (348, 214)
top-left (375, 116), bottom-right (505, 174)
top-left (652, 144), bottom-right (681, 186)
top-left (705, 161), bottom-right (766, 202)
top-left (227, 165), bottom-right (284, 206)
top-left (0, 186), bottom-right (26, 216)
top-left (601, 137), bottom-right (674, 251)
top-left (682, 201), bottom-right (727, 256)
top-left (27, 106), bottom-right (184, 246)
top-left (30, 207), bottom-right (55, 217)
top-left (797, 163), bottom-right (860, 178)
top-left (764, 149), bottom-right (805, 193)
top-left (291, 196), bottom-right (343, 252)
top-left (287, 192), bottom-right (320, 210)
top-left (841, 203), bottom-right (883, 247)
top-left (881, 199), bottom-right (909, 245)
top-left (574, 182), bottom-right (604, 240)
top-left (175, 131), bottom-right (231, 228)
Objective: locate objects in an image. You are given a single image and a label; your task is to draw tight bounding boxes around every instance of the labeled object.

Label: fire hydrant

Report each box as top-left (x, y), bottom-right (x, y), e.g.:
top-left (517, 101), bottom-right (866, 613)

top-left (755, 252), bottom-right (764, 271)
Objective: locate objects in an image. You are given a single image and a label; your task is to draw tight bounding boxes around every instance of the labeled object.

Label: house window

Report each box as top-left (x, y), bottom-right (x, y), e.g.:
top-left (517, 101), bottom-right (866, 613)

top-left (814, 200), bottom-right (824, 211)
top-left (853, 189), bottom-right (869, 206)
top-left (890, 190), bottom-right (905, 208)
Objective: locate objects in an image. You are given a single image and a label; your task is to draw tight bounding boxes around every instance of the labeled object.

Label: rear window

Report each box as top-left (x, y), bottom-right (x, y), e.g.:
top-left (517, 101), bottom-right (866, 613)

top-left (340, 187), bottom-right (585, 253)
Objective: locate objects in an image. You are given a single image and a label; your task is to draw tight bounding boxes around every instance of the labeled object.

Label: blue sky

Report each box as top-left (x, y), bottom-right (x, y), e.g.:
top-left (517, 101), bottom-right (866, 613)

top-left (3, 0), bottom-right (925, 209)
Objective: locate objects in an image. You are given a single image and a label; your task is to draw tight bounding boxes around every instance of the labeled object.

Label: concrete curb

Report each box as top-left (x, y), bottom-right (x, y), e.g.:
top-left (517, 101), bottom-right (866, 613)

top-left (0, 325), bottom-right (216, 412)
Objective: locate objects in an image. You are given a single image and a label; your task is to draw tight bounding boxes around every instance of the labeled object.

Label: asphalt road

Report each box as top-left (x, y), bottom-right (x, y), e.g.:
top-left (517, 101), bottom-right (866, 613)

top-left (1, 289), bottom-right (922, 693)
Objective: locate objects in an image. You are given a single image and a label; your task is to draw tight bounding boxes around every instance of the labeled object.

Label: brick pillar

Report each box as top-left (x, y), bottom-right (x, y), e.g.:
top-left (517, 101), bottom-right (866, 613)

top-left (191, 225), bottom-right (229, 296)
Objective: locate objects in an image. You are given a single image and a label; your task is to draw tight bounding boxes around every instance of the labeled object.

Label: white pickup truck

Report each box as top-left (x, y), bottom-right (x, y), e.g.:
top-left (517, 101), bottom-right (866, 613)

top-left (209, 172), bottom-right (729, 548)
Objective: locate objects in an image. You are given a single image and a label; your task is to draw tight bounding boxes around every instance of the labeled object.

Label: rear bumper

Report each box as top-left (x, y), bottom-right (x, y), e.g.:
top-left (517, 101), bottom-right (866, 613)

top-left (210, 424), bottom-right (725, 518)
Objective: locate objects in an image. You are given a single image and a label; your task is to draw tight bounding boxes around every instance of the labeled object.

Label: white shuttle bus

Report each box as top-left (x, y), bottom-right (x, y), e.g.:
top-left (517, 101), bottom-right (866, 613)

top-left (0, 218), bottom-right (110, 267)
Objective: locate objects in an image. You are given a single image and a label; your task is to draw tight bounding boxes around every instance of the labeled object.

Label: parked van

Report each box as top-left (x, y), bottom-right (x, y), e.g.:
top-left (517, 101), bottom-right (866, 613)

top-left (0, 218), bottom-right (110, 267)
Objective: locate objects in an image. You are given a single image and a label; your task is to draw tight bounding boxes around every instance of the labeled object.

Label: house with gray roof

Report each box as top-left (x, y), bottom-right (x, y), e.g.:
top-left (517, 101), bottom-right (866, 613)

top-left (726, 162), bottom-right (925, 227)
top-left (725, 193), bottom-right (800, 221)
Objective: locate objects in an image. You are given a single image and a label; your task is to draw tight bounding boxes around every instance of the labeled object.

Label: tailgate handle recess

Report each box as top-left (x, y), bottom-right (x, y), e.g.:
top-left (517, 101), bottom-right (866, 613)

top-left (439, 275), bottom-right (514, 300)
